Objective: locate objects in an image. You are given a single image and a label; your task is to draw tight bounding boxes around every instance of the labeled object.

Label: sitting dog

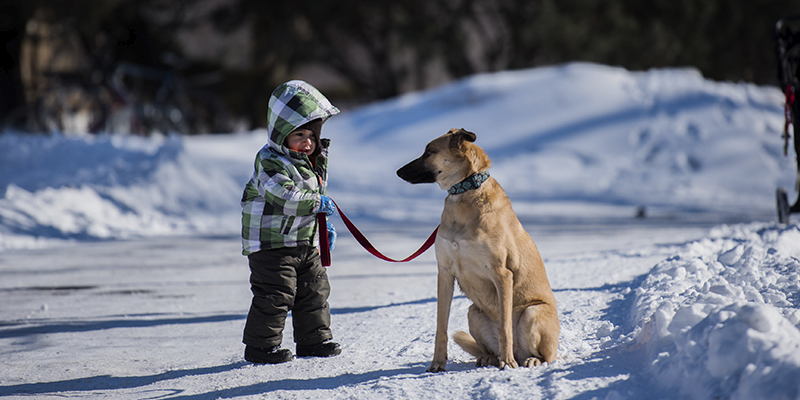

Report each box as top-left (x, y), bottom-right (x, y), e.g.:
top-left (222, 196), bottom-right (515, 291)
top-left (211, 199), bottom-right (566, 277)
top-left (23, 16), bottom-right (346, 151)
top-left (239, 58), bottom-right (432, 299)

top-left (397, 128), bottom-right (559, 372)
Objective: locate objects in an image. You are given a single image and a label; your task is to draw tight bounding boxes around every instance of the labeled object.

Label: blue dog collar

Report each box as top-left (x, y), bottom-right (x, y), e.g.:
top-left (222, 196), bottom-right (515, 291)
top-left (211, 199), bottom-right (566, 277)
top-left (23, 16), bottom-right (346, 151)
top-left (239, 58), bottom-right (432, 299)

top-left (448, 172), bottom-right (490, 195)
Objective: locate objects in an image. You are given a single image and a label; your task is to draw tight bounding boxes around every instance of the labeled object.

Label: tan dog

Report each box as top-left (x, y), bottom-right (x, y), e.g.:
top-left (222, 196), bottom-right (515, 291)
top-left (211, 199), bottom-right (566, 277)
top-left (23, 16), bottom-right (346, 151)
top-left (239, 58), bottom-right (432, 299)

top-left (397, 128), bottom-right (559, 372)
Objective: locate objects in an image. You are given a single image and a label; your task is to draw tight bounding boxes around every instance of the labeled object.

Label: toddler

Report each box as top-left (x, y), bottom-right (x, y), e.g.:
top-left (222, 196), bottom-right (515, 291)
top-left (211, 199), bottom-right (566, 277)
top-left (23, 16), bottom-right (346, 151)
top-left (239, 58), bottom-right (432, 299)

top-left (241, 80), bottom-right (340, 364)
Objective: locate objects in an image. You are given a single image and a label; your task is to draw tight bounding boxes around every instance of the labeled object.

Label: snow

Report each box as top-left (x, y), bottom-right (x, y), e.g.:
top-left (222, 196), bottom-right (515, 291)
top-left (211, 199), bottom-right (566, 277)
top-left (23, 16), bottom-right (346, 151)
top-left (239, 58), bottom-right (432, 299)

top-left (1, 62), bottom-right (799, 399)
top-left (628, 223), bottom-right (800, 400)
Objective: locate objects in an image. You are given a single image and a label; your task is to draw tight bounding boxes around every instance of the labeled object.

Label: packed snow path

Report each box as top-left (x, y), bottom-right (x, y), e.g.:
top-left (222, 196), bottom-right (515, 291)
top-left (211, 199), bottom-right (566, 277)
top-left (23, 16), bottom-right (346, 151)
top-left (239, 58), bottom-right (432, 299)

top-left (2, 219), bottom-right (798, 399)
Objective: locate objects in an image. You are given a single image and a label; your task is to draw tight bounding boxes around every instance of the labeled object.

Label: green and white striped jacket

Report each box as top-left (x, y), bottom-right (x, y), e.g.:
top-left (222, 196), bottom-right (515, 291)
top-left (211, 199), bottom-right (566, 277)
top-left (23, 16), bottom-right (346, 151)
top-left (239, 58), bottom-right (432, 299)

top-left (241, 80), bottom-right (339, 255)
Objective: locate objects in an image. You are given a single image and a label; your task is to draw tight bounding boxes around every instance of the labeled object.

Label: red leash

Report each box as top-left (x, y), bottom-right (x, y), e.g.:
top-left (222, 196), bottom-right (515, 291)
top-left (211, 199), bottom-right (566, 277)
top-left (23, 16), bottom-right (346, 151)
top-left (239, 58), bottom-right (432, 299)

top-left (318, 200), bottom-right (439, 266)
top-left (317, 213), bottom-right (331, 266)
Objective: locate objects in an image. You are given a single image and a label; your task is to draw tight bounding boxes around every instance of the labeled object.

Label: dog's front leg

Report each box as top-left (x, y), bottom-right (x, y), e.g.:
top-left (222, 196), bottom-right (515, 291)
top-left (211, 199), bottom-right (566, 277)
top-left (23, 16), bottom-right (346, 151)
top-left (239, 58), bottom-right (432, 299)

top-left (495, 268), bottom-right (518, 369)
top-left (428, 269), bottom-right (455, 372)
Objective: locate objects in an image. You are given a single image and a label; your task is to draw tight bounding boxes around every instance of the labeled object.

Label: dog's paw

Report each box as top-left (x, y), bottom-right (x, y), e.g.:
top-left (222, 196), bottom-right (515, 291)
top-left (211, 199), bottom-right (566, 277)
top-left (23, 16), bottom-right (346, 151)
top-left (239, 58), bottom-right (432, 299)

top-left (426, 360), bottom-right (447, 373)
top-left (476, 354), bottom-right (499, 368)
top-left (522, 357), bottom-right (543, 368)
top-left (498, 357), bottom-right (519, 369)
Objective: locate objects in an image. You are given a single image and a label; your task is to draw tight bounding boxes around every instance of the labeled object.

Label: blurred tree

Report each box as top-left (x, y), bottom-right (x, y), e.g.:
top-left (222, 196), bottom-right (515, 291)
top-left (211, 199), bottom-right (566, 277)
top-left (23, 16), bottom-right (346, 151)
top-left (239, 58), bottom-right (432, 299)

top-left (523, 0), bottom-right (800, 83)
top-left (237, 0), bottom-right (800, 106)
top-left (0, 0), bottom-right (218, 130)
top-left (0, 1), bottom-right (35, 121)
top-left (240, 0), bottom-right (449, 100)
top-left (4, 0), bottom-right (800, 131)
top-left (35, 0), bottom-right (190, 70)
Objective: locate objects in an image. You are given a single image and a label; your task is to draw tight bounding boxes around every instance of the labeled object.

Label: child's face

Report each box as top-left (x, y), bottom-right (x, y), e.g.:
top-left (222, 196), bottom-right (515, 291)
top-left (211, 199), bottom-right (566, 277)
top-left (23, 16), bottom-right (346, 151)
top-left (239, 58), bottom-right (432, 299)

top-left (284, 128), bottom-right (316, 155)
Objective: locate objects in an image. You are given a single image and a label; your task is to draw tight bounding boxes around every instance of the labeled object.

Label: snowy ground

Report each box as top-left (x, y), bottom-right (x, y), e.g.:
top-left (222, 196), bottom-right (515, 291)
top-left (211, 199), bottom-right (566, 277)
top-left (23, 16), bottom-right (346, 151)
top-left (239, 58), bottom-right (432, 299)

top-left (1, 63), bottom-right (800, 399)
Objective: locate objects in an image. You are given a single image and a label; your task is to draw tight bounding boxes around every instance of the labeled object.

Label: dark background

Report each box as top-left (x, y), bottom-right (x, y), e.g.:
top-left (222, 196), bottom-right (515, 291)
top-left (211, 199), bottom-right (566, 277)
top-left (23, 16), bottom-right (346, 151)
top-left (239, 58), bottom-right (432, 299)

top-left (2, 0), bottom-right (800, 131)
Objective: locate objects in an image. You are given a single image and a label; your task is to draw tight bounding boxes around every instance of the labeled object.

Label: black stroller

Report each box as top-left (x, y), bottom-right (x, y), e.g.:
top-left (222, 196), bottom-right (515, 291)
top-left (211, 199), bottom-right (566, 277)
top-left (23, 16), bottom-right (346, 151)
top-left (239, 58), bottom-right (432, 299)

top-left (775, 16), bottom-right (800, 223)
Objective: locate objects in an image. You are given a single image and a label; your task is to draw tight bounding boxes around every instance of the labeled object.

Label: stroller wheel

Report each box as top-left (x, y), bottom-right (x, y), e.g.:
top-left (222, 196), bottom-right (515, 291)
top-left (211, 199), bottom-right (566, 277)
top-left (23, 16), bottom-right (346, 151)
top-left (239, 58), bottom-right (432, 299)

top-left (777, 187), bottom-right (791, 224)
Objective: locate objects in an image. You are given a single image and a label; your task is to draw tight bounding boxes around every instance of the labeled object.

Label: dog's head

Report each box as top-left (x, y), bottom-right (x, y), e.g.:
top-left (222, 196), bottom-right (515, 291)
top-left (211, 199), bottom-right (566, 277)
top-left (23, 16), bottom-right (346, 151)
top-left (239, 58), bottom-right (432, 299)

top-left (396, 128), bottom-right (491, 191)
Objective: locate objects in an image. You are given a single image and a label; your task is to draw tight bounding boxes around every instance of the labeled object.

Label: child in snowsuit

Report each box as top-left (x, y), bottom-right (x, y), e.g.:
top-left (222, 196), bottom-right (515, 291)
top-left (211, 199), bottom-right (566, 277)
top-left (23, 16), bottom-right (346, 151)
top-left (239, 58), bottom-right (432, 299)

top-left (241, 80), bottom-right (340, 364)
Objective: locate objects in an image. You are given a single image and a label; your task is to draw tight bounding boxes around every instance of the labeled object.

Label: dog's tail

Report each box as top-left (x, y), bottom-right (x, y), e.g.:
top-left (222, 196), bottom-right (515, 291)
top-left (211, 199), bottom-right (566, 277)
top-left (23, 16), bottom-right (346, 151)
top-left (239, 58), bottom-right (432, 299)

top-left (453, 331), bottom-right (488, 357)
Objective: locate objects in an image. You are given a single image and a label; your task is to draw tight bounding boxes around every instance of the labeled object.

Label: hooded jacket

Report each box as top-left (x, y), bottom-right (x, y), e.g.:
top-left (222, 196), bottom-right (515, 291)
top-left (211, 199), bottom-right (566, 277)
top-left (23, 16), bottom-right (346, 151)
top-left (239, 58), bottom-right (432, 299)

top-left (241, 80), bottom-right (340, 255)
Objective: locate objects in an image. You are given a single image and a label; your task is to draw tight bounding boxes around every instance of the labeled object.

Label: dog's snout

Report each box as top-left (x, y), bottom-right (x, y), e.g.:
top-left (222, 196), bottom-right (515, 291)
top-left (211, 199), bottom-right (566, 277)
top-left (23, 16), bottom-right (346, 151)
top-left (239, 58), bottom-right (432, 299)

top-left (396, 165), bottom-right (408, 180)
top-left (397, 158), bottom-right (437, 184)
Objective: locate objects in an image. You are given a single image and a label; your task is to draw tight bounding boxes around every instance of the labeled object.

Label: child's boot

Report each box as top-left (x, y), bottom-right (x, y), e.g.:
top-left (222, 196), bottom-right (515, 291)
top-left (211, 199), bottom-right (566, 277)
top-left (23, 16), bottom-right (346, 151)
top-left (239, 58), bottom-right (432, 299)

top-left (244, 345), bottom-right (293, 364)
top-left (296, 340), bottom-right (342, 357)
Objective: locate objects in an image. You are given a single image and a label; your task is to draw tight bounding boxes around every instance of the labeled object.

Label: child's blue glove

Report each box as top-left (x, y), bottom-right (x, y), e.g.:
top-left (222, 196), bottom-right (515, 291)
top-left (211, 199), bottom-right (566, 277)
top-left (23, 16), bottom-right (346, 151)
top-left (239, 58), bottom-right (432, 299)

top-left (327, 220), bottom-right (336, 251)
top-left (319, 195), bottom-right (336, 216)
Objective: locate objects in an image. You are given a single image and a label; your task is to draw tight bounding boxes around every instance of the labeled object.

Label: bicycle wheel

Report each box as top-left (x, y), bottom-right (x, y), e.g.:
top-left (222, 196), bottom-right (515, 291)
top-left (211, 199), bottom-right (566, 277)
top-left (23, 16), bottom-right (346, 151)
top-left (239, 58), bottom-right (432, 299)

top-left (37, 84), bottom-right (108, 135)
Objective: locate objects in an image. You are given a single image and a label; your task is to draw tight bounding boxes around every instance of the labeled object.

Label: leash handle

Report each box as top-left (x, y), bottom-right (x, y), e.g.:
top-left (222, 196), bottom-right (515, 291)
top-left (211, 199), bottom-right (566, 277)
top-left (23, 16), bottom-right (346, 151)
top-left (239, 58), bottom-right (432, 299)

top-left (332, 199), bottom-right (438, 263)
top-left (318, 213), bottom-right (331, 267)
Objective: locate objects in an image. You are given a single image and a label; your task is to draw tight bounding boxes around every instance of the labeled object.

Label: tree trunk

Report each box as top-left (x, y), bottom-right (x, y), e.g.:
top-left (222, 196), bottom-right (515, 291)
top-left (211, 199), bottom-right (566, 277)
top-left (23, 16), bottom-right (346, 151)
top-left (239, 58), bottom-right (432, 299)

top-left (0, 1), bottom-right (28, 120)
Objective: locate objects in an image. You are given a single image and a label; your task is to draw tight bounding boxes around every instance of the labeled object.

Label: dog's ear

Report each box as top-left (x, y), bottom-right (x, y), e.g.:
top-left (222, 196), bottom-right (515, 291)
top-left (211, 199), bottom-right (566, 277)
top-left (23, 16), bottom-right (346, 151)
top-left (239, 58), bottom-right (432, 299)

top-left (449, 128), bottom-right (477, 149)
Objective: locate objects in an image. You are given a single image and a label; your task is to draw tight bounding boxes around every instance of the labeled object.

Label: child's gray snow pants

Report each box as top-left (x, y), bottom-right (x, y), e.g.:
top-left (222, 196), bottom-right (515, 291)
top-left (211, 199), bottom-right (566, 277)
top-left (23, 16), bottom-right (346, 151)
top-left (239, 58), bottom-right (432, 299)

top-left (243, 245), bottom-right (333, 348)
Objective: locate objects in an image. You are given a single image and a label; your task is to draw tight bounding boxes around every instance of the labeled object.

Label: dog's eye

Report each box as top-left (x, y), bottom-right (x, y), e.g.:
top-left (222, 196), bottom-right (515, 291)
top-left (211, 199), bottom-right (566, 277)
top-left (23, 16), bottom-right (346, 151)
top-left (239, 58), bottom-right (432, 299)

top-left (424, 149), bottom-right (436, 158)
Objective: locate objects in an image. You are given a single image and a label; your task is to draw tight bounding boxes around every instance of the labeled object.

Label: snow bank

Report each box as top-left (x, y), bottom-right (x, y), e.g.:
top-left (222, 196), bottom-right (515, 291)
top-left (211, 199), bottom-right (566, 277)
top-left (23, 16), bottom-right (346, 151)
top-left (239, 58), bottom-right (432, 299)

top-left (0, 63), bottom-right (794, 248)
top-left (628, 223), bottom-right (800, 400)
top-left (330, 63), bottom-right (791, 219)
top-left (0, 133), bottom-right (245, 250)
